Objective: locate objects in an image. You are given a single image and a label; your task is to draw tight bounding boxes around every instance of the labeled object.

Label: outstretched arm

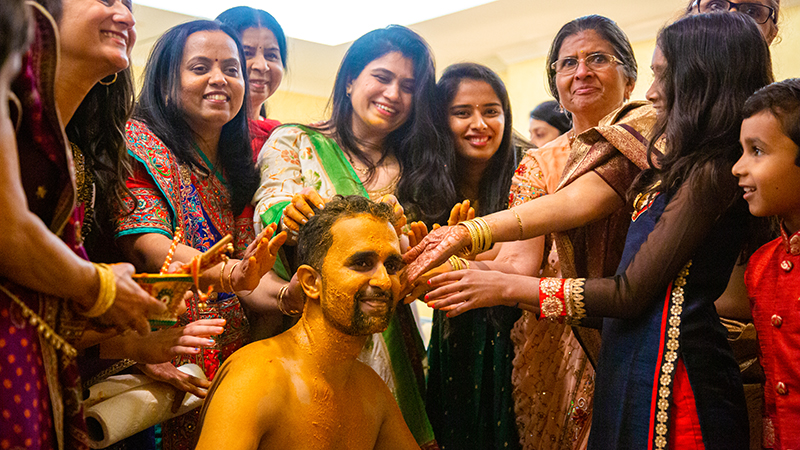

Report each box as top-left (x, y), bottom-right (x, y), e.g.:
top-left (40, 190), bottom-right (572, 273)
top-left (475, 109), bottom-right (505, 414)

top-left (429, 165), bottom-right (740, 320)
top-left (405, 171), bottom-right (621, 281)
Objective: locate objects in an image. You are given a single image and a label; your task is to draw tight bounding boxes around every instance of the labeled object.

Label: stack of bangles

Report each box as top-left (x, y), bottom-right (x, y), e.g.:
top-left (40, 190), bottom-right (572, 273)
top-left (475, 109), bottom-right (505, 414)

top-left (277, 285), bottom-right (303, 317)
top-left (80, 263), bottom-right (117, 317)
top-left (538, 277), bottom-right (587, 325)
top-left (448, 255), bottom-right (470, 271)
top-left (217, 257), bottom-right (241, 293)
top-left (457, 217), bottom-right (493, 258)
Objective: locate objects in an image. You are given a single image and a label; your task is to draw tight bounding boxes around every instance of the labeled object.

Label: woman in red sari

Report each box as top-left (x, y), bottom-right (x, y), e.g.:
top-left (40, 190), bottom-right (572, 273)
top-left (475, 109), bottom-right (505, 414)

top-left (216, 6), bottom-right (287, 153)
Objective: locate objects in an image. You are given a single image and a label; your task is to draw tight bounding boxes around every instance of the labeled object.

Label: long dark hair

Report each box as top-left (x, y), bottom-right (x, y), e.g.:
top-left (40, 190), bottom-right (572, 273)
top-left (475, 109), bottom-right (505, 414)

top-left (546, 15), bottom-right (637, 105)
top-left (38, 0), bottom-right (138, 218)
top-left (317, 25), bottom-right (454, 224)
top-left (135, 20), bottom-right (258, 215)
top-left (215, 6), bottom-right (287, 70)
top-left (435, 63), bottom-right (516, 218)
top-left (631, 12), bottom-right (773, 198)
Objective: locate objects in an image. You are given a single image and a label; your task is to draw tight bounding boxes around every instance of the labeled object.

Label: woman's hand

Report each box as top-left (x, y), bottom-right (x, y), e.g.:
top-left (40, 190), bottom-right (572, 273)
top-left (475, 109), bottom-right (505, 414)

top-left (447, 200), bottom-right (475, 226)
top-left (403, 225), bottom-right (471, 282)
top-left (99, 263), bottom-right (167, 336)
top-left (278, 274), bottom-right (305, 315)
top-left (110, 319), bottom-right (226, 364)
top-left (232, 224), bottom-right (287, 292)
top-left (281, 187), bottom-right (326, 245)
top-left (138, 362), bottom-right (211, 412)
top-left (401, 262), bottom-right (451, 304)
top-left (406, 221), bottom-right (436, 250)
top-left (424, 270), bottom-right (536, 317)
top-left (378, 194), bottom-right (407, 236)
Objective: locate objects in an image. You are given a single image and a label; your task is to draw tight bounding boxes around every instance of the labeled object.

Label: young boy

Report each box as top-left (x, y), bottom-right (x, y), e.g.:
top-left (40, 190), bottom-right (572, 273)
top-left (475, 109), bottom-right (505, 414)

top-left (732, 78), bottom-right (800, 450)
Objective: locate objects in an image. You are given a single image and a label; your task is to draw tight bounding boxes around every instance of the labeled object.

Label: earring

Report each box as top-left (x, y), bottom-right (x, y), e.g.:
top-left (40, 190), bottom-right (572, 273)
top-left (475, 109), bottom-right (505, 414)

top-left (99, 73), bottom-right (118, 86)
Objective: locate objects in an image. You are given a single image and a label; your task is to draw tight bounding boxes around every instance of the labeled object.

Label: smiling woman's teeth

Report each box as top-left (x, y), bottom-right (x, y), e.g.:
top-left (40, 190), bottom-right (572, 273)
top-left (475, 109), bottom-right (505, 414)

top-left (205, 94), bottom-right (228, 101)
top-left (375, 103), bottom-right (396, 114)
top-left (469, 136), bottom-right (489, 144)
top-left (102, 31), bottom-right (124, 40)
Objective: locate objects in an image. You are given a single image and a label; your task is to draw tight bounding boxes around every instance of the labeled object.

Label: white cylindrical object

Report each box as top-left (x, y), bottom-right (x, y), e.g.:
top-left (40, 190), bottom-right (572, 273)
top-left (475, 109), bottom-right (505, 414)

top-left (85, 364), bottom-right (207, 448)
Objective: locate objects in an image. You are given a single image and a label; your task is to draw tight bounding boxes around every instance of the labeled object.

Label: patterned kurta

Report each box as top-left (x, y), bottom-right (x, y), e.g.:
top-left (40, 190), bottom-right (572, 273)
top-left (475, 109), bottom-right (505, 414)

top-left (745, 225), bottom-right (800, 449)
top-left (116, 120), bottom-right (254, 450)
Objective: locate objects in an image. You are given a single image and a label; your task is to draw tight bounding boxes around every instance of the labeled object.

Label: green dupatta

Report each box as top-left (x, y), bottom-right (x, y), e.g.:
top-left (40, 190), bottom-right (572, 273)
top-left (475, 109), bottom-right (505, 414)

top-left (259, 125), bottom-right (437, 447)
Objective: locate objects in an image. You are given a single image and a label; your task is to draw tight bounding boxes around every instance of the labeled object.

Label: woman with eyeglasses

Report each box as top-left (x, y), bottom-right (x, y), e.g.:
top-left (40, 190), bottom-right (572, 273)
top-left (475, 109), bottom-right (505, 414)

top-left (405, 15), bottom-right (655, 450)
top-left (419, 12), bottom-right (771, 449)
top-left (687, 0), bottom-right (779, 44)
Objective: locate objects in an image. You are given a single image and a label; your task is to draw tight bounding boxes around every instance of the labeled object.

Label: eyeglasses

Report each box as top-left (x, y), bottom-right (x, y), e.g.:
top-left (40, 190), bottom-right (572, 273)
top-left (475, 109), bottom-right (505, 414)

top-left (550, 52), bottom-right (622, 75)
top-left (693, 0), bottom-right (776, 24)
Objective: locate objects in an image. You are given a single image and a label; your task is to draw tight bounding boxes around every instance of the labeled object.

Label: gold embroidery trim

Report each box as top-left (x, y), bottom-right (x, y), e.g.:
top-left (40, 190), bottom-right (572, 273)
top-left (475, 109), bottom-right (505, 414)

top-left (654, 260), bottom-right (691, 450)
top-left (564, 278), bottom-right (586, 325)
top-left (539, 278), bottom-right (563, 319)
top-left (0, 284), bottom-right (77, 359)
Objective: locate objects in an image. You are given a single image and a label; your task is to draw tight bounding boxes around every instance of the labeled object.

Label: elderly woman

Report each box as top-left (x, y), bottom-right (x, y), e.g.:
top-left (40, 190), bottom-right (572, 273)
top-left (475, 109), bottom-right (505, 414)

top-left (687, 0), bottom-right (779, 44)
top-left (216, 6), bottom-right (287, 151)
top-left (407, 15), bottom-right (654, 450)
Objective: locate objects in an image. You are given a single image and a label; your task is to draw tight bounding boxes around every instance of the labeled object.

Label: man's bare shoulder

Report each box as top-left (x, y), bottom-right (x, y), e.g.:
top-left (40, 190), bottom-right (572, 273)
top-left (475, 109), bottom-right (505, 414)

top-left (195, 338), bottom-right (295, 450)
top-left (349, 360), bottom-right (398, 407)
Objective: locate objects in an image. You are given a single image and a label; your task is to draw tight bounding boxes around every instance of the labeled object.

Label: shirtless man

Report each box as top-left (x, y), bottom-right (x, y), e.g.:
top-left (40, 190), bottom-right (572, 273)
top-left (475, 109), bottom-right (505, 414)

top-left (195, 195), bottom-right (418, 450)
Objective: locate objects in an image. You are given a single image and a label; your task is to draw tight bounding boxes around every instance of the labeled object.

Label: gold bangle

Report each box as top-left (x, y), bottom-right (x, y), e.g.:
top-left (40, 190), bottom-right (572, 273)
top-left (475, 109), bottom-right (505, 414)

top-left (512, 209), bottom-right (524, 240)
top-left (218, 257), bottom-right (230, 292)
top-left (82, 263), bottom-right (116, 317)
top-left (474, 217), bottom-right (493, 252)
top-left (277, 284), bottom-right (302, 317)
top-left (459, 257), bottom-right (470, 269)
top-left (227, 261), bottom-right (241, 293)
top-left (448, 255), bottom-right (462, 271)
top-left (458, 220), bottom-right (481, 257)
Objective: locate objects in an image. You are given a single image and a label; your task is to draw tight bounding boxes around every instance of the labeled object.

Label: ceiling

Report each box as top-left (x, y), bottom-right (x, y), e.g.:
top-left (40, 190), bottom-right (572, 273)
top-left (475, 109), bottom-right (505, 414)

top-left (131, 0), bottom-right (798, 98)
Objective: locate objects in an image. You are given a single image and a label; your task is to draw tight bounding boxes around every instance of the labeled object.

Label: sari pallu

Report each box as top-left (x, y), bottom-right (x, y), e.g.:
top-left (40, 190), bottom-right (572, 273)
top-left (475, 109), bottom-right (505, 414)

top-left (254, 125), bottom-right (438, 449)
top-left (552, 101), bottom-right (657, 366)
top-left (116, 120), bottom-right (254, 450)
top-left (2, 3), bottom-right (90, 449)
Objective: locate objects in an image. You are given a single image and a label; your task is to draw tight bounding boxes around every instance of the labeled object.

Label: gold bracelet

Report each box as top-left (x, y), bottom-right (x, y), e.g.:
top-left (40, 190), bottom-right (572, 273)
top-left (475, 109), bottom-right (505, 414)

top-left (277, 284), bottom-right (302, 317)
top-left (458, 220), bottom-right (481, 257)
top-left (218, 257), bottom-right (230, 292)
top-left (512, 209), bottom-right (524, 240)
top-left (82, 263), bottom-right (116, 317)
top-left (474, 217), bottom-right (493, 253)
top-left (448, 255), bottom-right (462, 271)
top-left (460, 257), bottom-right (470, 269)
top-left (227, 261), bottom-right (241, 293)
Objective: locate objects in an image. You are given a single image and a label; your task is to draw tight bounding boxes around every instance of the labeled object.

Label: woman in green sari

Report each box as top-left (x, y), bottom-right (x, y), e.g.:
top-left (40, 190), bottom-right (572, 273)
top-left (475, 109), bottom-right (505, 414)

top-left (252, 25), bottom-right (450, 449)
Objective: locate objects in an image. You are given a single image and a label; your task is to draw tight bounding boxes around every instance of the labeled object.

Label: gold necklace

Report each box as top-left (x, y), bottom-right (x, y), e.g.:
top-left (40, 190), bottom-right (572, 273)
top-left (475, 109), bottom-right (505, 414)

top-left (346, 153), bottom-right (371, 175)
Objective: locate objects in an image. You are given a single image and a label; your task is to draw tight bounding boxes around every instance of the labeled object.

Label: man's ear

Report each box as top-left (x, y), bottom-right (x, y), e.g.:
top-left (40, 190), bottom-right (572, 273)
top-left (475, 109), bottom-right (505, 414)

top-left (297, 264), bottom-right (322, 300)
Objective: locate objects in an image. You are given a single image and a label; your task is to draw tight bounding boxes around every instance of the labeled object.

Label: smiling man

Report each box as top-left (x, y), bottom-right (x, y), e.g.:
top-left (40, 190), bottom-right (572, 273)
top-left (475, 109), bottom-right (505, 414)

top-left (194, 195), bottom-right (418, 450)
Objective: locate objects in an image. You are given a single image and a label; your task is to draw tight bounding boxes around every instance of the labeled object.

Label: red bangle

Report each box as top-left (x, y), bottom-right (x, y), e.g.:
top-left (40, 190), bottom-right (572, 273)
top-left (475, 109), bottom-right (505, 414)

top-left (539, 278), bottom-right (567, 321)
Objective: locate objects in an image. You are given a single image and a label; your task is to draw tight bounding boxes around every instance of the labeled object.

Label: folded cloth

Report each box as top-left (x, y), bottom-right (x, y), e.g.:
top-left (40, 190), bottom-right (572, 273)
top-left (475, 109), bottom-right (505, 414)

top-left (85, 364), bottom-right (207, 448)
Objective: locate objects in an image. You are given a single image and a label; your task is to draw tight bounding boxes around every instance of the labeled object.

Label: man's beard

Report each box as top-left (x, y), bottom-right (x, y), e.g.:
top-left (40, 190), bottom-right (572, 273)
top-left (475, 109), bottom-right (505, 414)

top-left (323, 284), bottom-right (396, 336)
